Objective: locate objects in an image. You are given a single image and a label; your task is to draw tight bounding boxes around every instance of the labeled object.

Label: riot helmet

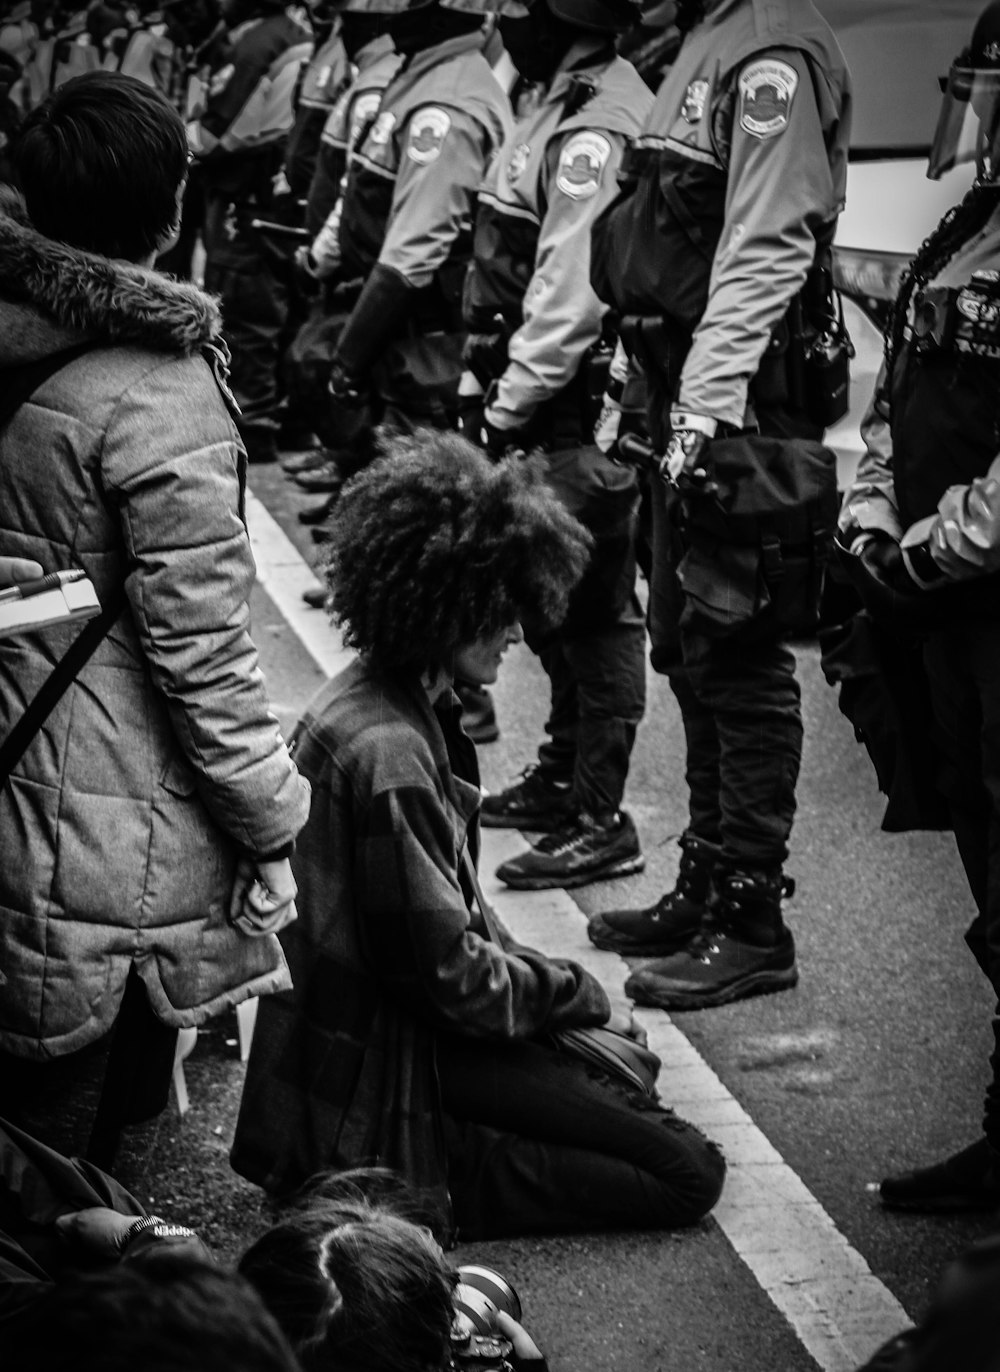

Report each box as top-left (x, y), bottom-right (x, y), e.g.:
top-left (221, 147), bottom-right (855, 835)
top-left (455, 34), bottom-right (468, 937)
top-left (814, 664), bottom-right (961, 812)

top-left (928, 0), bottom-right (1000, 182)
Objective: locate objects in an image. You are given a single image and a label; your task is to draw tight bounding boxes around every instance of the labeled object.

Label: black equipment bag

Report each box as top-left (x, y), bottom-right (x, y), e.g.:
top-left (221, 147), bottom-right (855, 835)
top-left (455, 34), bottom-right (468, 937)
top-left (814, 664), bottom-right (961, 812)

top-left (673, 434), bottom-right (838, 641)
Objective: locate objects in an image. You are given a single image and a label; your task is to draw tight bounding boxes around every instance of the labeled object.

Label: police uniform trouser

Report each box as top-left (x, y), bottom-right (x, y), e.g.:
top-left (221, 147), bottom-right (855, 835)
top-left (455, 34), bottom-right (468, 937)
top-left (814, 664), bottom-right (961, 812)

top-left (923, 621), bottom-right (1000, 1148)
top-left (526, 445), bottom-right (646, 819)
top-left (203, 186), bottom-right (290, 438)
top-left (647, 472), bottom-right (802, 870)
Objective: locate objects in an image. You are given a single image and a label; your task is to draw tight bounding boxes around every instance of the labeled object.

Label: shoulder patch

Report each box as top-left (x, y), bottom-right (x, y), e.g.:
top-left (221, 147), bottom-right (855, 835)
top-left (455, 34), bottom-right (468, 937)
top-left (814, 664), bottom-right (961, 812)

top-left (349, 90), bottom-right (383, 150)
top-left (506, 142), bottom-right (530, 185)
top-left (368, 109), bottom-right (396, 147)
top-left (208, 62), bottom-right (234, 98)
top-left (738, 58), bottom-right (799, 140)
top-left (556, 131), bottom-right (612, 201)
top-left (407, 106), bottom-right (452, 165)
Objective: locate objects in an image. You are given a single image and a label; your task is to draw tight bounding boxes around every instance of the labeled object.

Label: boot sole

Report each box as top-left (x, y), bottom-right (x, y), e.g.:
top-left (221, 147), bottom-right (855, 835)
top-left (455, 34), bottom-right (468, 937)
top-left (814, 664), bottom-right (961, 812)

top-left (628, 965), bottom-right (798, 1011)
top-left (498, 853), bottom-right (646, 891)
top-left (879, 1189), bottom-right (1000, 1213)
top-left (588, 931), bottom-right (695, 958)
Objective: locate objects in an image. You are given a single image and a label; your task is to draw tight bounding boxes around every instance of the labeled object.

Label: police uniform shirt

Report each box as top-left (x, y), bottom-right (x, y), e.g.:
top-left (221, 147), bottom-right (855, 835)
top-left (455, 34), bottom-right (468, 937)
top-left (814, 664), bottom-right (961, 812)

top-left (346, 30), bottom-right (512, 289)
top-left (608, 0), bottom-right (850, 429)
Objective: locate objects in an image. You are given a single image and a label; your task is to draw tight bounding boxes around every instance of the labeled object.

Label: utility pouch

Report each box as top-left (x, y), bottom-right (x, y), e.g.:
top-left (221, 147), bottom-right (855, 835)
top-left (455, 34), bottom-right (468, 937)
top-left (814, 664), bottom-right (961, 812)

top-left (754, 259), bottom-right (854, 428)
top-left (672, 434), bottom-right (838, 641)
top-left (802, 287), bottom-right (853, 427)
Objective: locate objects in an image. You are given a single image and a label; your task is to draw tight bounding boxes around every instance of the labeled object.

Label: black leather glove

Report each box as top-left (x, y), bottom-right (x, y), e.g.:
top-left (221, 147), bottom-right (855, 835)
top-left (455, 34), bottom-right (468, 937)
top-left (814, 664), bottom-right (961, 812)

top-left (858, 533), bottom-right (907, 587)
top-left (335, 262), bottom-right (412, 379)
top-left (327, 358), bottom-right (375, 461)
top-left (481, 413), bottom-right (532, 460)
top-left (457, 392), bottom-right (486, 444)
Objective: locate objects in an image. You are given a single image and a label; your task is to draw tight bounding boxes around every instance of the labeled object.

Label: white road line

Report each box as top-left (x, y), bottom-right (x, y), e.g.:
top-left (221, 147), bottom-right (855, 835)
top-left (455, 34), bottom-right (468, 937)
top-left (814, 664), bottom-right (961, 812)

top-left (245, 489), bottom-right (353, 680)
top-left (246, 483), bottom-right (911, 1372)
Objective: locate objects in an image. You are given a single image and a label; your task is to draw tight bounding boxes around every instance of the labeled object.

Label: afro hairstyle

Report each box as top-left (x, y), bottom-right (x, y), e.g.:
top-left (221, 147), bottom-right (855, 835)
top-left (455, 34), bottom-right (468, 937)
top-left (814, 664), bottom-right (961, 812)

top-left (322, 429), bottom-right (592, 675)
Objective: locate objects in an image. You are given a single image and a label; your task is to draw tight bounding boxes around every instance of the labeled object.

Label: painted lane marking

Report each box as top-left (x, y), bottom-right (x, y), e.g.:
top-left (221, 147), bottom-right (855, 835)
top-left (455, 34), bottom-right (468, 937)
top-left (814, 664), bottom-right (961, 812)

top-left (245, 489), bottom-right (352, 680)
top-left (245, 482), bottom-right (911, 1372)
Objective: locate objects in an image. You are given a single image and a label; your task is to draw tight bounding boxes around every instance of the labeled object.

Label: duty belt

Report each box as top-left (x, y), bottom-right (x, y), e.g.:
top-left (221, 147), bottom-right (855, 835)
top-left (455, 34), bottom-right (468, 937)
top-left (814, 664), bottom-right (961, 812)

top-left (911, 280), bottom-right (1000, 360)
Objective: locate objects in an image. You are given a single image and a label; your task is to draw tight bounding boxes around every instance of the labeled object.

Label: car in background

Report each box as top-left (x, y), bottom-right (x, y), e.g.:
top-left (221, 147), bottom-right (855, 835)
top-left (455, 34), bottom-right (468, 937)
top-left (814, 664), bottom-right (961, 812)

top-left (820, 0), bottom-right (982, 482)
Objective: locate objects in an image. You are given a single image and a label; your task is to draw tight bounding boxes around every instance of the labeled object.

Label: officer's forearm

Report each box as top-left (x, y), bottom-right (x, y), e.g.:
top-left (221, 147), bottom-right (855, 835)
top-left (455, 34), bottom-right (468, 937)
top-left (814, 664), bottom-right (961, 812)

top-left (335, 262), bottom-right (413, 379)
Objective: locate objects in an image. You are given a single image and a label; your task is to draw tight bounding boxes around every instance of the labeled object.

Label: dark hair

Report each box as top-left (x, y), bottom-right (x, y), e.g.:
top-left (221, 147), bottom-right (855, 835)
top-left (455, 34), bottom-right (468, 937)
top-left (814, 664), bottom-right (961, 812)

top-left (239, 1195), bottom-right (457, 1372)
top-left (323, 429), bottom-right (592, 675)
top-left (11, 70), bottom-right (187, 261)
top-left (8, 1252), bottom-right (300, 1372)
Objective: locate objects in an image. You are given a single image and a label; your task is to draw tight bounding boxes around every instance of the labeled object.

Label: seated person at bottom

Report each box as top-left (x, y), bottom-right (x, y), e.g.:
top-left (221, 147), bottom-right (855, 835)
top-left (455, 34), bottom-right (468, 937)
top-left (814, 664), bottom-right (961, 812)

top-left (231, 430), bottom-right (725, 1240)
top-left (1, 1118), bottom-right (545, 1372)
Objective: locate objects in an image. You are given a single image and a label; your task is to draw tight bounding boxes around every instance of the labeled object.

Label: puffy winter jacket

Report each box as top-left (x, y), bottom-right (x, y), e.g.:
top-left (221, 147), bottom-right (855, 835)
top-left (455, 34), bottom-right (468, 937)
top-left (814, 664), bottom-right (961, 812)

top-left (0, 198), bottom-right (311, 1058)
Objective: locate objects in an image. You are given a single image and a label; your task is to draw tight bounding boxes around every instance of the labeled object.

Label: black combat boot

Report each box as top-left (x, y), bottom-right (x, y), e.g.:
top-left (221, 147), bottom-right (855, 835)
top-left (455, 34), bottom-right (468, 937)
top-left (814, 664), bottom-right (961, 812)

top-left (586, 832), bottom-right (723, 956)
top-left (879, 1137), bottom-right (1000, 1211)
top-left (625, 866), bottom-right (797, 1010)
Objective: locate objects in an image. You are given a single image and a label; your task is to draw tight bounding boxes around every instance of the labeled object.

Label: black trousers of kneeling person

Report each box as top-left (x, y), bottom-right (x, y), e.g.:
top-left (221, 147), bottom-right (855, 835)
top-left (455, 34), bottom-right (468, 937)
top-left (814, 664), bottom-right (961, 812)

top-left (437, 1033), bottom-right (725, 1238)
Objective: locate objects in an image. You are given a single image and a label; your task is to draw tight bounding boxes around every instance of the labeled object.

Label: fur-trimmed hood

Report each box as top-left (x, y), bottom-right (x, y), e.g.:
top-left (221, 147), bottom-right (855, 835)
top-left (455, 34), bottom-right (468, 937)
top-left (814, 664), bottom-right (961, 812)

top-left (0, 191), bottom-right (223, 368)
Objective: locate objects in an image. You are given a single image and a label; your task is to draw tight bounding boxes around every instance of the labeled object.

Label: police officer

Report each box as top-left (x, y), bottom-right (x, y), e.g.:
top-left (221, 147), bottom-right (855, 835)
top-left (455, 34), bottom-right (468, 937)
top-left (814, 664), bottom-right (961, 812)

top-left (585, 0), bottom-right (851, 1009)
top-left (312, 0), bottom-right (512, 739)
top-left (323, 0), bottom-right (511, 446)
top-left (303, 8), bottom-right (396, 236)
top-left (280, 8), bottom-right (399, 507)
top-left (462, 0), bottom-right (651, 887)
top-left (283, 2), bottom-right (349, 202)
top-left (840, 2), bottom-right (1000, 1212)
top-left (187, 0), bottom-right (312, 462)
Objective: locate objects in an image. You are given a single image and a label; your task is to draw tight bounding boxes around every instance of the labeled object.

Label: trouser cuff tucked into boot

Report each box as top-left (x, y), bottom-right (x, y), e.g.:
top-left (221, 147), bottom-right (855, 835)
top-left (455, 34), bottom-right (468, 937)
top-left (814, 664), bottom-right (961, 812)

top-left (587, 831), bottom-right (724, 956)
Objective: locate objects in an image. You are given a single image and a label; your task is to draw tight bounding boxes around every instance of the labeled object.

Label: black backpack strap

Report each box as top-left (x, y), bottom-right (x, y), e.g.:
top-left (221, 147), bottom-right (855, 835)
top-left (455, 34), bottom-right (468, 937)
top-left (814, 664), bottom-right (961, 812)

top-left (0, 340), bottom-right (124, 786)
top-left (0, 585), bottom-right (126, 785)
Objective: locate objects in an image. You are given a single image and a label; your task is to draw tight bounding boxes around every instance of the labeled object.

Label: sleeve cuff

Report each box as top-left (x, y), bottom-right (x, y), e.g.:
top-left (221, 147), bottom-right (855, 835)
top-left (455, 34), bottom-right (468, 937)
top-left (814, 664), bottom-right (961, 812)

top-left (901, 516), bottom-right (948, 590)
top-left (252, 840), bottom-right (295, 863)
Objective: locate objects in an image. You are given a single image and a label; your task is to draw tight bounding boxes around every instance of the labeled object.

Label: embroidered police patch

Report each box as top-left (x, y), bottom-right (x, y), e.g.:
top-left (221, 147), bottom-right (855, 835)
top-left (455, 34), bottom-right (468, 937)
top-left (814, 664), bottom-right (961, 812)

top-left (369, 110), bottom-right (396, 146)
top-left (349, 90), bottom-right (382, 150)
top-left (407, 107), bottom-right (451, 165)
top-left (738, 59), bottom-right (798, 139)
top-left (555, 131), bottom-right (612, 201)
top-left (506, 142), bottom-right (530, 184)
top-left (682, 79), bottom-right (708, 124)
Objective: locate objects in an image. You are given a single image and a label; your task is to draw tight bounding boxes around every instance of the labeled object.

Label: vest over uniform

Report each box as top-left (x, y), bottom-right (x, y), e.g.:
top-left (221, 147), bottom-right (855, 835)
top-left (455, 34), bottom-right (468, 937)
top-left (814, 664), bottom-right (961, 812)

top-left (465, 49), bottom-right (652, 443)
top-left (338, 32), bottom-right (511, 328)
top-left (284, 28), bottom-right (351, 196)
top-left (190, 12), bottom-right (312, 197)
top-left (307, 36), bottom-right (401, 236)
top-left (889, 229), bottom-right (1000, 619)
top-left (591, 0), bottom-right (850, 427)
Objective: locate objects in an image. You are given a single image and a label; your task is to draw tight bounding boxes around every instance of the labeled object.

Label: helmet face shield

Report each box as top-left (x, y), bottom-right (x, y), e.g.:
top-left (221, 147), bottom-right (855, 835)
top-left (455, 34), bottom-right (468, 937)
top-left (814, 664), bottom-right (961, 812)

top-left (928, 63), bottom-right (1000, 181)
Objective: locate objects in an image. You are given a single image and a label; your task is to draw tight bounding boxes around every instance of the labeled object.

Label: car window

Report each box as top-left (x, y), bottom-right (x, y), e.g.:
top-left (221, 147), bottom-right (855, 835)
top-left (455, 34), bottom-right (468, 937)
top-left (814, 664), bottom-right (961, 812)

top-left (818, 0), bottom-right (983, 153)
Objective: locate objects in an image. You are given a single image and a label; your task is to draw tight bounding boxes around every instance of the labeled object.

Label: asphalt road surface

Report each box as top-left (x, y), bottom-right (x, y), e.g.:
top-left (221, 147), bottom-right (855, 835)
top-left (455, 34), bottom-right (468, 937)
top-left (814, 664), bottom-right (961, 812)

top-left (247, 462), bottom-right (996, 1372)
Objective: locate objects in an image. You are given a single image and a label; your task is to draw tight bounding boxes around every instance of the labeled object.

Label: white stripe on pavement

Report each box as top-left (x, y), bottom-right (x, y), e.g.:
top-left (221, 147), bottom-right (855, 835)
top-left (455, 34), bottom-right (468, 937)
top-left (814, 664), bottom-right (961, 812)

top-left (246, 484), bottom-right (911, 1372)
top-left (246, 489), bottom-right (353, 680)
